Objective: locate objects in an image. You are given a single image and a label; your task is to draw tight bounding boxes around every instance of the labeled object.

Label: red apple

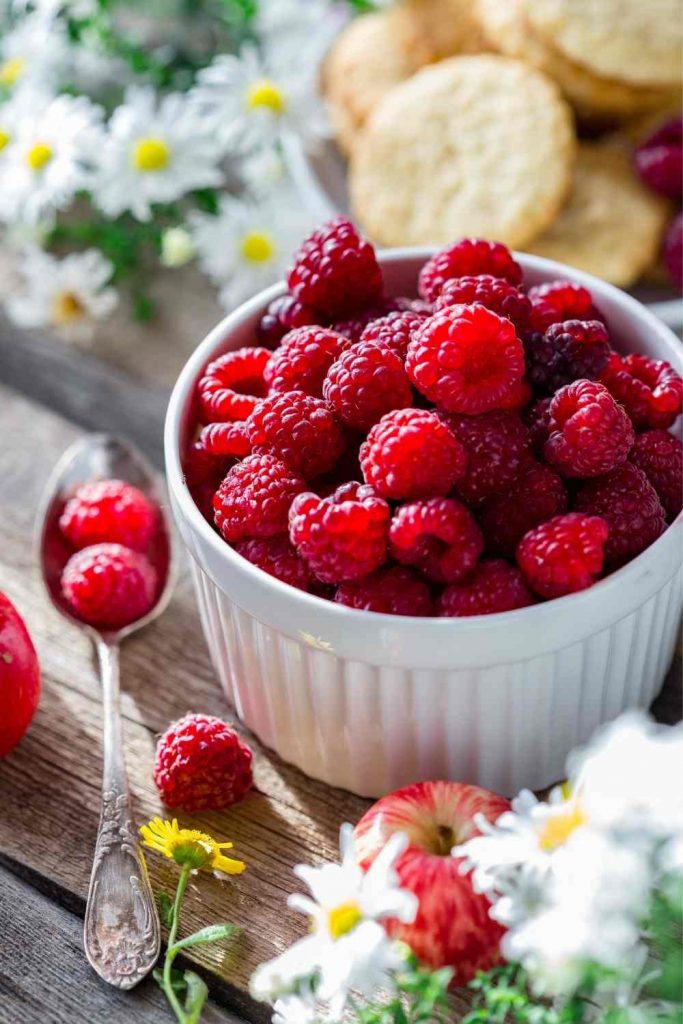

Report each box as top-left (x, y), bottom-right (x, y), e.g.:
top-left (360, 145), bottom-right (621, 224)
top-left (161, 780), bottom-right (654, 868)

top-left (0, 593), bottom-right (40, 758)
top-left (354, 780), bottom-right (510, 984)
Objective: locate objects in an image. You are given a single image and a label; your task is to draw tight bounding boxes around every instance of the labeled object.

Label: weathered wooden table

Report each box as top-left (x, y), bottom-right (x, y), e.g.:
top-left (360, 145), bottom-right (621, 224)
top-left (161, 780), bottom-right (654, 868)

top-left (0, 307), bottom-right (680, 1024)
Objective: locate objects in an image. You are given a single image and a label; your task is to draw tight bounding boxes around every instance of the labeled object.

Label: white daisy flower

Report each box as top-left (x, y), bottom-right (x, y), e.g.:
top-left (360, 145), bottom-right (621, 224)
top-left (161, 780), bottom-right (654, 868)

top-left (0, 11), bottom-right (69, 93)
top-left (7, 247), bottom-right (118, 338)
top-left (90, 87), bottom-right (225, 222)
top-left (0, 92), bottom-right (103, 224)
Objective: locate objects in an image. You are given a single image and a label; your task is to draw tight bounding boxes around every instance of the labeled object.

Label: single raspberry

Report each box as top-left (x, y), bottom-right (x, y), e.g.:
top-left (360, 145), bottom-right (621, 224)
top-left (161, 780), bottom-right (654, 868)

top-left (389, 497), bottom-right (483, 583)
top-left (289, 482), bottom-right (390, 584)
top-left (544, 380), bottom-right (634, 478)
top-left (183, 437), bottom-right (230, 488)
top-left (198, 347), bottom-right (270, 423)
top-left (359, 310), bottom-right (430, 360)
top-left (213, 453), bottom-right (305, 542)
top-left (600, 353), bottom-right (683, 430)
top-left (630, 429), bottom-right (683, 520)
top-left (438, 560), bottom-right (535, 616)
top-left (247, 391), bottom-right (345, 479)
top-left (524, 319), bottom-right (612, 395)
top-left (154, 713), bottom-right (253, 812)
top-left (575, 463), bottom-right (666, 563)
top-left (61, 543), bottom-right (157, 629)
top-left (516, 513), bottom-right (609, 599)
top-left (332, 299), bottom-right (403, 343)
top-left (264, 325), bottom-right (349, 397)
top-left (406, 304), bottom-right (525, 415)
top-left (435, 275), bottom-right (531, 334)
top-left (633, 117), bottom-right (682, 200)
top-left (523, 397), bottom-right (553, 454)
top-left (527, 280), bottom-right (603, 333)
top-left (198, 421), bottom-right (251, 458)
top-left (287, 216), bottom-right (383, 318)
top-left (444, 410), bottom-right (530, 505)
top-left (663, 212), bottom-right (683, 290)
top-left (418, 239), bottom-right (522, 302)
top-left (323, 342), bottom-right (413, 432)
top-left (234, 535), bottom-right (311, 591)
top-left (359, 408), bottom-right (466, 500)
top-left (334, 566), bottom-right (433, 616)
top-left (59, 479), bottom-right (158, 553)
top-left (191, 480), bottom-right (223, 523)
top-left (257, 294), bottom-right (321, 348)
top-left (480, 461), bottom-right (568, 557)
top-left (0, 593), bottom-right (41, 759)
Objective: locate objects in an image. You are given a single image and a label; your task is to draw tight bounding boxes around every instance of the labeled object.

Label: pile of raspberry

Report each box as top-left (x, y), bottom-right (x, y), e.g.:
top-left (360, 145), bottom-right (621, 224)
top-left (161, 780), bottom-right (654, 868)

top-left (184, 216), bottom-right (683, 619)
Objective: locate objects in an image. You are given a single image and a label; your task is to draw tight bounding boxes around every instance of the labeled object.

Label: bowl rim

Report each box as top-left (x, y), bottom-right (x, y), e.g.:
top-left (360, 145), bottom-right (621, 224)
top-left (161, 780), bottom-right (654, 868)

top-left (164, 249), bottom-right (683, 640)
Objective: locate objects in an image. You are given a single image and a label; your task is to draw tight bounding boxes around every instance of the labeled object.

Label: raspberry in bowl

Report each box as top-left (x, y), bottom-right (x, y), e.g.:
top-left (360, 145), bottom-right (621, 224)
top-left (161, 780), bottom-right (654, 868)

top-left (165, 219), bottom-right (683, 798)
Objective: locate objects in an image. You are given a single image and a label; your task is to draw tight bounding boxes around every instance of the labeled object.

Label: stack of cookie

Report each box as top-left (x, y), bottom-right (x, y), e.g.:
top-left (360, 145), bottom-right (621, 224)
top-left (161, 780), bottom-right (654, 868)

top-left (322, 0), bottom-right (681, 288)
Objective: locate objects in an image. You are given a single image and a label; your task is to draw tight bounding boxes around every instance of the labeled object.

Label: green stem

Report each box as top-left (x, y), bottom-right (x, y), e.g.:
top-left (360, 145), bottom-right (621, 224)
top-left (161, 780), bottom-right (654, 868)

top-left (162, 864), bottom-right (192, 1024)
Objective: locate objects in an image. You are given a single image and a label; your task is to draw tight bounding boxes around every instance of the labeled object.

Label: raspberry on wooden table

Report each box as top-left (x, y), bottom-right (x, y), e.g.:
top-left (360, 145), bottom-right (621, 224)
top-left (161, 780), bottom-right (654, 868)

top-left (444, 410), bottom-right (530, 505)
top-left (247, 390), bottom-right (346, 479)
top-left (154, 713), bottom-right (253, 812)
top-left (334, 566), bottom-right (433, 616)
top-left (264, 325), bottom-right (350, 397)
top-left (389, 497), bottom-right (483, 584)
top-left (600, 353), bottom-right (683, 430)
top-left (213, 453), bottom-right (305, 543)
top-left (359, 408), bottom-right (466, 500)
top-left (198, 421), bottom-right (251, 458)
top-left (289, 482), bottom-right (390, 584)
top-left (418, 239), bottom-right (522, 303)
top-left (61, 543), bottom-right (157, 629)
top-left (524, 319), bottom-right (611, 395)
top-left (575, 462), bottom-right (666, 564)
top-left (359, 309), bottom-right (430, 360)
top-left (434, 274), bottom-right (531, 334)
top-left (633, 117), bottom-right (682, 200)
top-left (516, 513), bottom-right (609, 599)
top-left (406, 304), bottom-right (525, 415)
top-left (438, 560), bottom-right (535, 616)
top-left (527, 280), bottom-right (603, 333)
top-left (234, 535), bottom-right (311, 591)
top-left (287, 216), bottom-right (383, 318)
top-left (198, 347), bottom-right (270, 423)
top-left (630, 429), bottom-right (683, 521)
top-left (59, 479), bottom-right (158, 553)
top-left (257, 294), bottom-right (321, 348)
top-left (544, 380), bottom-right (635, 478)
top-left (324, 341), bottom-right (413, 432)
top-left (480, 460), bottom-right (568, 558)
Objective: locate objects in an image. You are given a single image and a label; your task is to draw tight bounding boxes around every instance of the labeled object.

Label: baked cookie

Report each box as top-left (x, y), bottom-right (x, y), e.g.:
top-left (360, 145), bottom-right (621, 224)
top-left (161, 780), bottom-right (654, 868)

top-left (392, 0), bottom-right (486, 62)
top-left (476, 0), bottom-right (677, 119)
top-left (528, 142), bottom-right (670, 288)
top-left (522, 0), bottom-right (682, 89)
top-left (349, 55), bottom-right (575, 249)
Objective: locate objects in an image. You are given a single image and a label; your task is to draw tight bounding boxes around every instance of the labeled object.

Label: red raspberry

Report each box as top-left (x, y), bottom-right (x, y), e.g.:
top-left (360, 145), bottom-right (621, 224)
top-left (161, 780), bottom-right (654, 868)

top-left (234, 535), bottom-right (311, 591)
top-left (435, 275), bottom-right (531, 334)
top-left (575, 463), bottom-right (666, 563)
top-left (406, 304), bottom-right (525, 415)
top-left (0, 593), bottom-right (41, 759)
top-left (527, 280), bottom-right (603, 333)
top-left (523, 397), bottom-right (553, 454)
top-left (59, 479), bottom-right (158, 553)
top-left (444, 410), bottom-right (530, 505)
top-left (389, 497), bottom-right (483, 583)
top-left (600, 353), bottom-right (683, 430)
top-left (418, 239), bottom-right (522, 302)
top-left (664, 212), bottom-right (683, 290)
top-left (516, 513), bottom-right (609, 599)
top-left (332, 299), bottom-right (403, 343)
top-left (359, 310), bottom-right (429, 360)
top-left (198, 421), bottom-right (251, 458)
top-left (334, 566), bottom-right (433, 616)
top-left (438, 560), bottom-right (535, 616)
top-left (634, 117), bottom-right (682, 200)
top-left (630, 429), bottom-right (683, 520)
top-left (323, 342), bottom-right (413, 432)
top-left (264, 325), bottom-right (349, 397)
top-left (61, 543), bottom-right (157, 629)
top-left (287, 216), bottom-right (383, 318)
top-left (257, 294), bottom-right (321, 348)
top-left (154, 713), bottom-right (253, 812)
top-left (524, 320), bottom-right (611, 395)
top-left (247, 391), bottom-right (345, 479)
top-left (198, 347), bottom-right (270, 423)
top-left (183, 437), bottom-right (230, 487)
top-left (544, 380), bottom-right (634, 478)
top-left (213, 453), bottom-right (305, 542)
top-left (289, 482), bottom-right (390, 584)
top-left (360, 408), bottom-right (467, 500)
top-left (480, 461), bottom-right (568, 557)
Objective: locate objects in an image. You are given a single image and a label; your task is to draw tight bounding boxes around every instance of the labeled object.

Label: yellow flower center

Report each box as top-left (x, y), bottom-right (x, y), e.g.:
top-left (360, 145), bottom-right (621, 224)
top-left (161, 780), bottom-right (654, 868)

top-left (240, 230), bottom-right (275, 264)
top-left (538, 803), bottom-right (586, 851)
top-left (0, 129), bottom-right (10, 152)
top-left (246, 78), bottom-right (286, 115)
top-left (27, 142), bottom-right (53, 172)
top-left (133, 137), bottom-right (170, 172)
top-left (328, 900), bottom-right (363, 939)
top-left (0, 56), bottom-right (26, 87)
top-left (52, 290), bottom-right (85, 326)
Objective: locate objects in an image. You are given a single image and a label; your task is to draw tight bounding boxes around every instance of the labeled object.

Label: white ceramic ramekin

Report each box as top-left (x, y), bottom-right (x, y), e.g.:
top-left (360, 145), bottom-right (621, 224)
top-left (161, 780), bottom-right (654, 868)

top-left (165, 251), bottom-right (683, 797)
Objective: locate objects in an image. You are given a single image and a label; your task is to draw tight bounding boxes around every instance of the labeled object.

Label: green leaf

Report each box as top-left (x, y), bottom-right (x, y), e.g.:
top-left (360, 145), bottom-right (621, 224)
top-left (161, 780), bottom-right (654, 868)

top-left (170, 923), bottom-right (239, 953)
top-left (152, 967), bottom-right (187, 994)
top-left (183, 970), bottom-right (209, 1024)
top-left (157, 891), bottom-right (174, 928)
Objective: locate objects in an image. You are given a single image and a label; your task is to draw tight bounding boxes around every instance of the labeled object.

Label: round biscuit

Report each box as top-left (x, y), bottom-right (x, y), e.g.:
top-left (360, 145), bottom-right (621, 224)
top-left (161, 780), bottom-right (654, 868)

top-left (392, 0), bottom-right (486, 62)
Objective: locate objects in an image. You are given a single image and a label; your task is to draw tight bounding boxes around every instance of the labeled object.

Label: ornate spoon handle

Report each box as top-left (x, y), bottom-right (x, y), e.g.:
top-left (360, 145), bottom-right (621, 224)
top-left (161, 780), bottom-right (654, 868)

top-left (84, 640), bottom-right (161, 989)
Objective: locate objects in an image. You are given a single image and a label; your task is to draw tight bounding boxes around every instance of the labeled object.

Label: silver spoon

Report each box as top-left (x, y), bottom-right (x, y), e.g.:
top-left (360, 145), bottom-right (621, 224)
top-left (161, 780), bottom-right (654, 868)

top-left (37, 434), bottom-right (176, 990)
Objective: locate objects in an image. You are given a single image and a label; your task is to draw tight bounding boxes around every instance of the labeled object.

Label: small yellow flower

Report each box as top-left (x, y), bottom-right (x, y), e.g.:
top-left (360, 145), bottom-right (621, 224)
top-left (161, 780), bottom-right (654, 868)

top-left (0, 56), bottom-right (26, 88)
top-left (537, 801), bottom-right (586, 851)
top-left (27, 142), bottom-right (53, 172)
top-left (140, 817), bottom-right (246, 875)
top-left (240, 230), bottom-right (275, 264)
top-left (246, 79), bottom-right (286, 115)
top-left (133, 137), bottom-right (170, 173)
